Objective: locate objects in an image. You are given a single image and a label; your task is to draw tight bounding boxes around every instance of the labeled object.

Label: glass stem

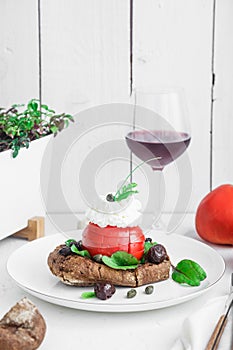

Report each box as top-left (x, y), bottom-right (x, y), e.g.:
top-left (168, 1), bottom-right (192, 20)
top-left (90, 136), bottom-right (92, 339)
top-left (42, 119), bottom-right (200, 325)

top-left (142, 169), bottom-right (166, 232)
top-left (153, 169), bottom-right (165, 228)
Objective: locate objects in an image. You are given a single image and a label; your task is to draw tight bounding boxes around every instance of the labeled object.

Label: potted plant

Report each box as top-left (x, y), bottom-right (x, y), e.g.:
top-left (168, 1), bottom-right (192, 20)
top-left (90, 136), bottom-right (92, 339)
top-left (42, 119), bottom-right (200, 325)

top-left (0, 99), bottom-right (74, 240)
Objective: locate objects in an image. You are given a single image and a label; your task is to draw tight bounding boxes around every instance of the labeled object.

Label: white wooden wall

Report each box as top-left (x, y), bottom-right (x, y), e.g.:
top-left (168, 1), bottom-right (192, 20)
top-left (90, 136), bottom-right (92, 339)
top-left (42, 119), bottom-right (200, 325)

top-left (213, 0), bottom-right (233, 188)
top-left (0, 0), bottom-right (232, 216)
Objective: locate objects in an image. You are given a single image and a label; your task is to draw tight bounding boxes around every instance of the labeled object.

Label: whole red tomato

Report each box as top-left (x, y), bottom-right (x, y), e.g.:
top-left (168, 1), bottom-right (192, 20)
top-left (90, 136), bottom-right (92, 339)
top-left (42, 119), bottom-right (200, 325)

top-left (82, 223), bottom-right (145, 259)
top-left (195, 184), bottom-right (233, 244)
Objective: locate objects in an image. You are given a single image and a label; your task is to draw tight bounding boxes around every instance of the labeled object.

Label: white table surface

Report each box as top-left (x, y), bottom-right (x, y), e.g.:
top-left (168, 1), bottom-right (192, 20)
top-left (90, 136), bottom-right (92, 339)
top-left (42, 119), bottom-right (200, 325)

top-left (0, 214), bottom-right (232, 350)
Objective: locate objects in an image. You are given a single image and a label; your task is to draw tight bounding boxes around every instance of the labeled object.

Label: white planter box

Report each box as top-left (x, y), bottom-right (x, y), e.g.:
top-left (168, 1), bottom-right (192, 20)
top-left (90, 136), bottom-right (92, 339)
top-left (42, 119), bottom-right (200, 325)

top-left (0, 135), bottom-right (51, 240)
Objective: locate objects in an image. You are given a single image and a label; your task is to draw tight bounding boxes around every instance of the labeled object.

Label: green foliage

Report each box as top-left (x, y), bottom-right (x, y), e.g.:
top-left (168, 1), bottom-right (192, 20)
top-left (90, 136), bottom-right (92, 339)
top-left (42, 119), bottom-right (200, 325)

top-left (65, 239), bottom-right (76, 247)
top-left (102, 251), bottom-right (139, 270)
top-left (81, 292), bottom-right (96, 299)
top-left (0, 99), bottom-right (74, 157)
top-left (114, 182), bottom-right (139, 202)
top-left (70, 244), bottom-right (91, 258)
top-left (111, 157), bottom-right (161, 202)
top-left (172, 259), bottom-right (207, 286)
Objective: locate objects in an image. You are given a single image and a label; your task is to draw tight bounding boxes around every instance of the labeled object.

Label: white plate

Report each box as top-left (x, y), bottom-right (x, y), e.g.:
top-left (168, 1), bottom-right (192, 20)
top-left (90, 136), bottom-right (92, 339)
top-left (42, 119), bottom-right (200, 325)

top-left (7, 232), bottom-right (225, 312)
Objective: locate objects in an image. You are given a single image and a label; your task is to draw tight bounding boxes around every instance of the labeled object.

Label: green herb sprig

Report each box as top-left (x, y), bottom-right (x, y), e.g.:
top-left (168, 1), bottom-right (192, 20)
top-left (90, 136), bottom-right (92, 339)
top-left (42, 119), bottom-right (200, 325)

top-left (114, 182), bottom-right (139, 202)
top-left (107, 157), bottom-right (161, 203)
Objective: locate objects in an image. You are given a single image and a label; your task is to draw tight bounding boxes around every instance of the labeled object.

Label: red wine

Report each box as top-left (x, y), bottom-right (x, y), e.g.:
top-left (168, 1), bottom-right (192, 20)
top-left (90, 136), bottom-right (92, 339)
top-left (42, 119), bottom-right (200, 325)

top-left (126, 130), bottom-right (191, 170)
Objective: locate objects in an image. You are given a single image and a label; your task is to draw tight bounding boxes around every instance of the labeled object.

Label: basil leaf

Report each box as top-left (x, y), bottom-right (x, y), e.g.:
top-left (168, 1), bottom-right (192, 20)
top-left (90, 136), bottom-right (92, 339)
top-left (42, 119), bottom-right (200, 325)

top-left (71, 245), bottom-right (91, 258)
top-left (102, 251), bottom-right (139, 270)
top-left (65, 239), bottom-right (76, 247)
top-left (172, 259), bottom-right (207, 286)
top-left (111, 251), bottom-right (139, 266)
top-left (172, 270), bottom-right (200, 286)
top-left (81, 292), bottom-right (96, 299)
top-left (176, 260), bottom-right (207, 281)
top-left (102, 255), bottom-right (138, 270)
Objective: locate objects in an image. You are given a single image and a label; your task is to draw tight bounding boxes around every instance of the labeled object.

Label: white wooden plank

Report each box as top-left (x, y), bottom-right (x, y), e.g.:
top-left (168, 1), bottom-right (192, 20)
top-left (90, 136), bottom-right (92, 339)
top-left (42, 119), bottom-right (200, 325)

top-left (41, 0), bottom-right (130, 113)
top-left (133, 0), bottom-right (213, 214)
top-left (0, 1), bottom-right (7, 100)
top-left (41, 0), bottom-right (130, 214)
top-left (213, 0), bottom-right (233, 188)
top-left (0, 0), bottom-right (38, 106)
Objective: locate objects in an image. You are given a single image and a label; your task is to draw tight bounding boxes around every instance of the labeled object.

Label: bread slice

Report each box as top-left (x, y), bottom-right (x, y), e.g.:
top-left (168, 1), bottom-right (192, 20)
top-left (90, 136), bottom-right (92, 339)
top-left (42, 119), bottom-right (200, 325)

top-left (48, 245), bottom-right (170, 287)
top-left (0, 297), bottom-right (46, 350)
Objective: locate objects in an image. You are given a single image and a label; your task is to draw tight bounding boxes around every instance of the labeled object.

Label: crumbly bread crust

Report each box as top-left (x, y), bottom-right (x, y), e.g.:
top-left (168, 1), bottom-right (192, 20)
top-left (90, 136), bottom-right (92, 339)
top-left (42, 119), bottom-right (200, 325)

top-left (48, 245), bottom-right (170, 287)
top-left (0, 298), bottom-right (46, 350)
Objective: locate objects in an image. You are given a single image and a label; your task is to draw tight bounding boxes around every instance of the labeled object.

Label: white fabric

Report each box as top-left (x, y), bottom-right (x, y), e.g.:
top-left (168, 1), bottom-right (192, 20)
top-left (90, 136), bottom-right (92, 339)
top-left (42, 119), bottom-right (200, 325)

top-left (171, 296), bottom-right (232, 350)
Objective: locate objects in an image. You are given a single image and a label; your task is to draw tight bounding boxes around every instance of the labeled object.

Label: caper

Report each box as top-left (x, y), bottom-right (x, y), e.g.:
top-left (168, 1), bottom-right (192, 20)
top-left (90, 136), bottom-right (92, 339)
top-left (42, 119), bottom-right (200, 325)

top-left (127, 289), bottom-right (137, 298)
top-left (106, 193), bottom-right (115, 202)
top-left (145, 285), bottom-right (154, 295)
top-left (93, 254), bottom-right (103, 263)
top-left (59, 246), bottom-right (72, 257)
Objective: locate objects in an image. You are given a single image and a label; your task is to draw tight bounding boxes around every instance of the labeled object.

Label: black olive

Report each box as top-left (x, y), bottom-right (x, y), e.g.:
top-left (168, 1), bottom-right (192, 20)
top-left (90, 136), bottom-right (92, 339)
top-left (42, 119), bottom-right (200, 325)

top-left (72, 240), bottom-right (83, 251)
top-left (147, 244), bottom-right (167, 264)
top-left (67, 240), bottom-right (83, 250)
top-left (94, 283), bottom-right (116, 300)
top-left (67, 240), bottom-right (76, 247)
top-left (59, 246), bottom-right (72, 257)
top-left (145, 237), bottom-right (152, 243)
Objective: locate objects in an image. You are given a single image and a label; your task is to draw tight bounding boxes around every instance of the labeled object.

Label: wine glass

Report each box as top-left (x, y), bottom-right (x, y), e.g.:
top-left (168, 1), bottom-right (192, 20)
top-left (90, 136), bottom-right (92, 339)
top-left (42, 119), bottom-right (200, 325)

top-left (125, 87), bottom-right (191, 231)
